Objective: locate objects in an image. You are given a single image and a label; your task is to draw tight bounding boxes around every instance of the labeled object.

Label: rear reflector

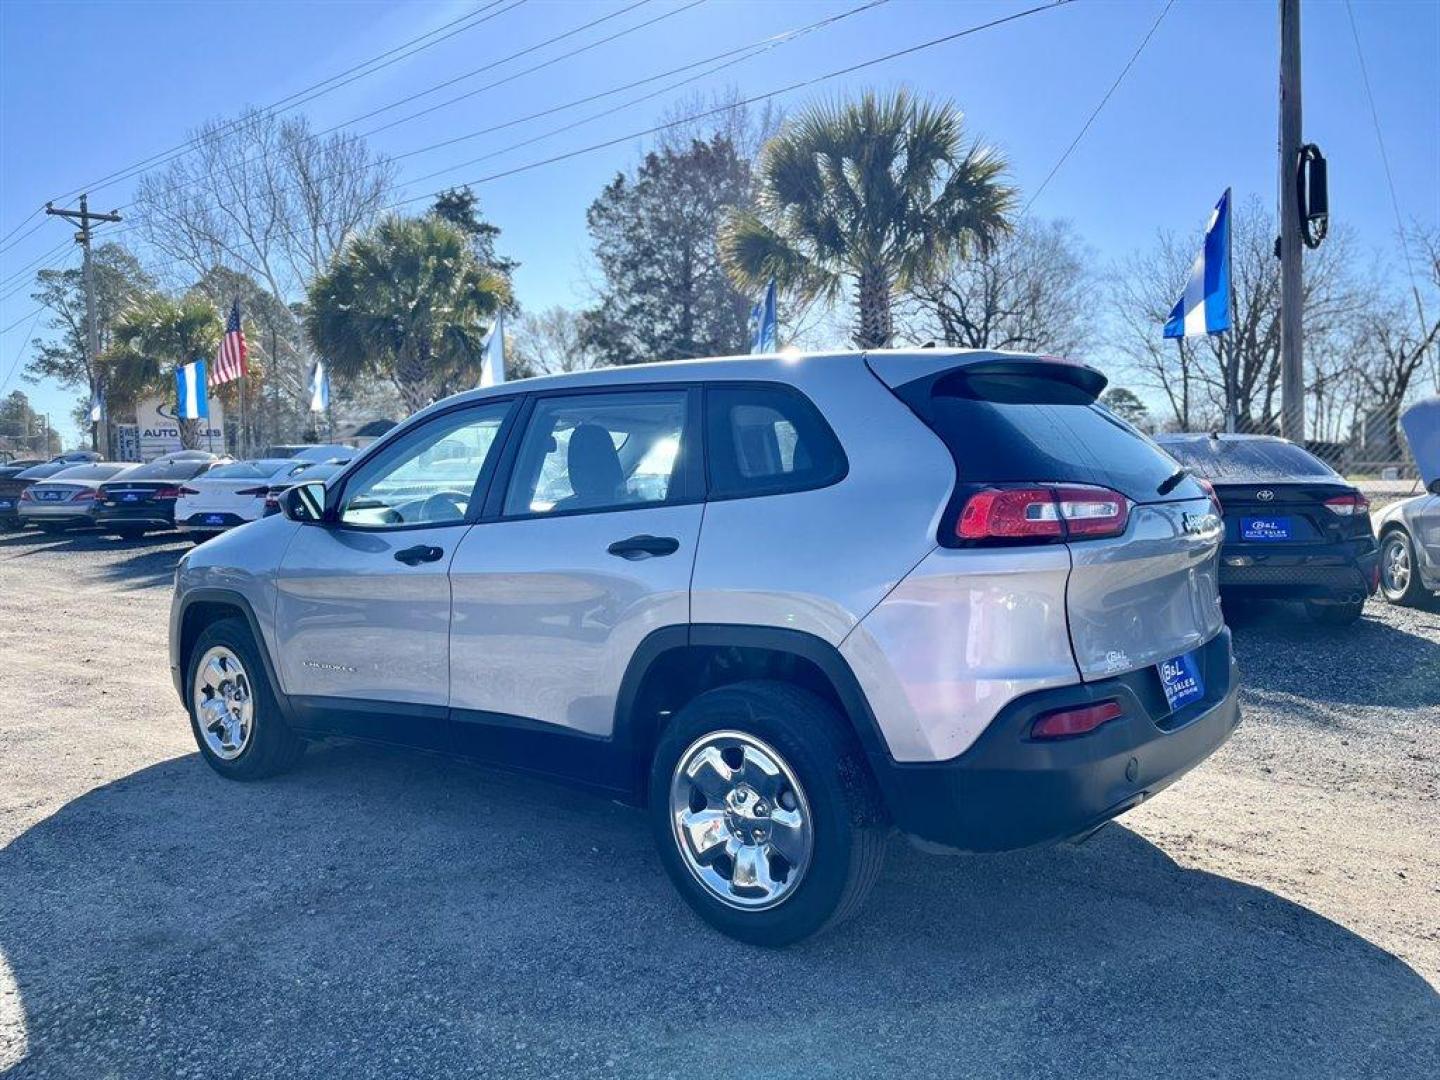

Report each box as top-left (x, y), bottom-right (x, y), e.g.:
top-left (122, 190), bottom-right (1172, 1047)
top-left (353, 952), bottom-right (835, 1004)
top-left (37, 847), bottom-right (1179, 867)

top-left (1324, 491), bottom-right (1369, 515)
top-left (1030, 700), bottom-right (1123, 740)
top-left (956, 484), bottom-right (1129, 542)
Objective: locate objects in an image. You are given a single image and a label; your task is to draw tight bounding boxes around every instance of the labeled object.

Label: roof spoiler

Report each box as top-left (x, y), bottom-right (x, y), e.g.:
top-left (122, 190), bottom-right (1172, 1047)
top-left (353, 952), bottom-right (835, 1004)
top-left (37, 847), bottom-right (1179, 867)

top-left (866, 351), bottom-right (1108, 401)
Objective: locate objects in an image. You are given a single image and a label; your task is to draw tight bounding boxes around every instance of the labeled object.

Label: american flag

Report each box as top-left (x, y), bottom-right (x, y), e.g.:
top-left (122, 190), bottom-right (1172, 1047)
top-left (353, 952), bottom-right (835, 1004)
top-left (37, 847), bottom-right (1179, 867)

top-left (211, 299), bottom-right (248, 387)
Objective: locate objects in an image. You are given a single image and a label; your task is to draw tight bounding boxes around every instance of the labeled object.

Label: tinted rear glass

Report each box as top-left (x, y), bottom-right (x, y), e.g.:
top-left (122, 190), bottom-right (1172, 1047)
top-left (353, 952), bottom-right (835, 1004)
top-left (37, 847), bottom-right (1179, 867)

top-left (206, 459), bottom-right (291, 479)
top-left (46, 464), bottom-right (129, 481)
top-left (903, 383), bottom-right (1185, 501)
top-left (118, 459), bottom-right (211, 481)
top-left (1158, 438), bottom-right (1337, 482)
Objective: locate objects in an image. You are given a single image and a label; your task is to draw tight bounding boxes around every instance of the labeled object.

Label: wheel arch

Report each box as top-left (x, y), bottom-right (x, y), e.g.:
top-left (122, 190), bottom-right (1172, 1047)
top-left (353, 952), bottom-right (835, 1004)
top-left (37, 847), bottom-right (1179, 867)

top-left (177, 589), bottom-right (292, 720)
top-left (613, 624), bottom-right (900, 811)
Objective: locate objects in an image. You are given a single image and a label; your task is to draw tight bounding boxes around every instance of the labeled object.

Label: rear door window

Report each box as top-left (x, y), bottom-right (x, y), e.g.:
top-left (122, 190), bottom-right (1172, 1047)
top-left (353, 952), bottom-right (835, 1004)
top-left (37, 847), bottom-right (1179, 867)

top-left (705, 385), bottom-right (846, 499)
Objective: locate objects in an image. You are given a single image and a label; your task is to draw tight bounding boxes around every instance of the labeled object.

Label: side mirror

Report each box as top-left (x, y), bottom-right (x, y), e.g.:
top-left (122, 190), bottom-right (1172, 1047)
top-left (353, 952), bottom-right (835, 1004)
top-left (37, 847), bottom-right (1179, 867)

top-left (281, 481), bottom-right (328, 523)
top-left (1428, 478), bottom-right (1440, 497)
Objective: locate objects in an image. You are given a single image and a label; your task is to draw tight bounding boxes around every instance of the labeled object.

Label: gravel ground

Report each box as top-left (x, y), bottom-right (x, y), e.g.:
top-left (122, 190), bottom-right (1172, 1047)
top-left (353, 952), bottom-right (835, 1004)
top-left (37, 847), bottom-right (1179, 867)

top-left (1, 527), bottom-right (1437, 1079)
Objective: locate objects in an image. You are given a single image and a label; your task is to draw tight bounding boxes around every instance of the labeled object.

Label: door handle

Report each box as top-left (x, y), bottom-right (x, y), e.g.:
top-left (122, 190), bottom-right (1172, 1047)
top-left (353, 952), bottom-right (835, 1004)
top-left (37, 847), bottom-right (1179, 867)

top-left (607, 534), bottom-right (680, 560)
top-left (394, 544), bottom-right (444, 566)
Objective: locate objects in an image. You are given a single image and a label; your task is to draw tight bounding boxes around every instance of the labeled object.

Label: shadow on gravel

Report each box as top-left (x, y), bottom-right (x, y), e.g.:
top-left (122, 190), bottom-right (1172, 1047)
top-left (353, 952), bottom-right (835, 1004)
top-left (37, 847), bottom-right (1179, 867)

top-left (2, 745), bottom-right (1436, 1078)
top-left (1227, 599), bottom-right (1440, 709)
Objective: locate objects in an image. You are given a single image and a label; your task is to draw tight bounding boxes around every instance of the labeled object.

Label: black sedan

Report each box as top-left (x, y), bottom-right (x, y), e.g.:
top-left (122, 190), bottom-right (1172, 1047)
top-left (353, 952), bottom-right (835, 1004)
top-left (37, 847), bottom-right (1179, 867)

top-left (92, 453), bottom-right (227, 539)
top-left (1156, 434), bottom-right (1378, 625)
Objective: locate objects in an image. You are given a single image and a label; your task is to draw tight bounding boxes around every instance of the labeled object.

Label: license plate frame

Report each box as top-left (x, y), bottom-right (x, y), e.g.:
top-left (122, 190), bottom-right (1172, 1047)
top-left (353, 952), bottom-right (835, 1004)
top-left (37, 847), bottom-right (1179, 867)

top-left (1240, 515), bottom-right (1293, 541)
top-left (1157, 650), bottom-right (1205, 713)
top-left (204, 514), bottom-right (226, 526)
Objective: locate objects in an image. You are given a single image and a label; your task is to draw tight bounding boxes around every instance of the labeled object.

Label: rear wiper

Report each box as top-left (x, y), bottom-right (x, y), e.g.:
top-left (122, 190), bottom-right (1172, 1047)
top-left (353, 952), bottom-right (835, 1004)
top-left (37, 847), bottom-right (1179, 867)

top-left (1157, 468), bottom-right (1187, 496)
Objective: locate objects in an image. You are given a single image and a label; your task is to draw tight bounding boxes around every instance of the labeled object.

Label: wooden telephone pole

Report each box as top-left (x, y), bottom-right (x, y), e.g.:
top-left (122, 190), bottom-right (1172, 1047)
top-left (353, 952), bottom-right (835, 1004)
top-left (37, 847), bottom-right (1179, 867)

top-left (45, 194), bottom-right (121, 456)
top-left (1278, 0), bottom-right (1305, 443)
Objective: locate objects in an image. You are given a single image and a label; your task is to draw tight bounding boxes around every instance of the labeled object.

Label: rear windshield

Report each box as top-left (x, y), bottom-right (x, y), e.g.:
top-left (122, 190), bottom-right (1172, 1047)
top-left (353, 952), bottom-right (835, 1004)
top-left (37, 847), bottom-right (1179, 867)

top-left (899, 373), bottom-right (1186, 502)
top-left (118, 459), bottom-right (212, 481)
top-left (1158, 438), bottom-right (1337, 482)
top-left (206, 459), bottom-right (291, 479)
top-left (47, 464), bottom-right (129, 481)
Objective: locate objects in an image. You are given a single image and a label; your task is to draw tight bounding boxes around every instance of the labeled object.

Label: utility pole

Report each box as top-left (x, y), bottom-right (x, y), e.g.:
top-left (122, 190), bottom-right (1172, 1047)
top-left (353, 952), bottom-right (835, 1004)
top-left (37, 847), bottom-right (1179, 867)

top-left (45, 194), bottom-right (121, 456)
top-left (1278, 0), bottom-right (1304, 443)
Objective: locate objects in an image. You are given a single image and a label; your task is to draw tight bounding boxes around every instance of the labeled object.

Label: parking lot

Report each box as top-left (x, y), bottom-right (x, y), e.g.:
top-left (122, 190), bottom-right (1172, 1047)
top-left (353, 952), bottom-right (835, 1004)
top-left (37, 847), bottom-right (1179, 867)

top-left (1, 526), bottom-right (1437, 1079)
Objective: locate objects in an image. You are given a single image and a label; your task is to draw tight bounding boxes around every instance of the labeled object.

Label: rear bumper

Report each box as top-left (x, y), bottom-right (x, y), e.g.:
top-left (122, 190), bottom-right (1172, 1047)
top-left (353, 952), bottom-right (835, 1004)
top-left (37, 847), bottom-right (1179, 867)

top-left (177, 511), bottom-right (251, 532)
top-left (17, 504), bottom-right (96, 524)
top-left (1218, 545), bottom-right (1377, 600)
top-left (93, 504), bottom-right (176, 529)
top-left (875, 629), bottom-right (1240, 852)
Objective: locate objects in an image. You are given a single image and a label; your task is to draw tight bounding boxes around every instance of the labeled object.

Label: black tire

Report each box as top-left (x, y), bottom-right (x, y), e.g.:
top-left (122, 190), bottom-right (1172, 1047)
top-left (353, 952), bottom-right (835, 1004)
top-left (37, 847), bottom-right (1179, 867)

top-left (186, 617), bottom-right (305, 780)
top-left (1379, 529), bottom-right (1427, 607)
top-left (648, 680), bottom-right (887, 947)
top-left (37, 523), bottom-right (68, 535)
top-left (189, 531), bottom-right (220, 546)
top-left (1305, 598), bottom-right (1365, 625)
top-left (112, 526), bottom-right (148, 540)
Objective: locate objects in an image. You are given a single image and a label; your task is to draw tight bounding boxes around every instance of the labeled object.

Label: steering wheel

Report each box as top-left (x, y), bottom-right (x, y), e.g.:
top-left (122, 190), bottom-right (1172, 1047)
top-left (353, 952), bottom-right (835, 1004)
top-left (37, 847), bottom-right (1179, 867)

top-left (418, 490), bottom-right (468, 522)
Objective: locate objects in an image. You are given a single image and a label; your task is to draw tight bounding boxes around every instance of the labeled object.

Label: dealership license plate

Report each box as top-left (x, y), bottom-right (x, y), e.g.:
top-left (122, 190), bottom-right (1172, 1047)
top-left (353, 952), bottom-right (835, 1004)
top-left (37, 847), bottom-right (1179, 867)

top-left (1241, 515), bottom-right (1292, 541)
top-left (1158, 651), bottom-right (1205, 712)
top-left (0, 499), bottom-right (11, 509)
top-left (204, 514), bottom-right (226, 526)
top-left (122, 493), bottom-right (140, 502)
top-left (38, 491), bottom-right (62, 501)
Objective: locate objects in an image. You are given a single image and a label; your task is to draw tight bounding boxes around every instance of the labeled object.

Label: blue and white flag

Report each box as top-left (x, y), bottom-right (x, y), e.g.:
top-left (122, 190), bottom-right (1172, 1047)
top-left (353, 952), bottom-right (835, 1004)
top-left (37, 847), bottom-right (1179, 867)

top-left (88, 388), bottom-right (103, 424)
top-left (175, 360), bottom-right (208, 420)
top-left (308, 359), bottom-right (330, 413)
top-left (749, 279), bottom-right (778, 353)
top-left (1164, 188), bottom-right (1232, 339)
top-left (478, 311), bottom-right (506, 388)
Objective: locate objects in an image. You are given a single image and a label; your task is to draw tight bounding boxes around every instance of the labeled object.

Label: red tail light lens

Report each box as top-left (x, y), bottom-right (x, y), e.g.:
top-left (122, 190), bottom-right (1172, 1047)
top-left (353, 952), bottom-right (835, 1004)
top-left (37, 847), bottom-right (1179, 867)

top-left (177, 486), bottom-right (201, 497)
top-left (956, 484), bottom-right (1129, 542)
top-left (1324, 492), bottom-right (1369, 516)
top-left (69, 487), bottom-right (97, 502)
top-left (1031, 700), bottom-right (1123, 740)
top-left (235, 486), bottom-right (269, 497)
top-left (153, 486), bottom-right (182, 500)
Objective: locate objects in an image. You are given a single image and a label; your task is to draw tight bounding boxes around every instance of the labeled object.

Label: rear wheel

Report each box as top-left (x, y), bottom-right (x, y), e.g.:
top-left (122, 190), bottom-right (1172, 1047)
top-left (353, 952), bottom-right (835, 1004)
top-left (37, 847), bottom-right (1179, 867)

top-left (1379, 529), bottom-right (1426, 606)
top-left (1305, 598), bottom-right (1365, 625)
top-left (187, 617), bottom-right (305, 780)
top-left (649, 681), bottom-right (886, 947)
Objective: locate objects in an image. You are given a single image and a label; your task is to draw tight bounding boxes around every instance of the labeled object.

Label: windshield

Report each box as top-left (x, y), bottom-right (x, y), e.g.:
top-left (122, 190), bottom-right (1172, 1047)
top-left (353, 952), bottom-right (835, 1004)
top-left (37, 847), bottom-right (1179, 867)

top-left (1157, 437), bottom-right (1337, 482)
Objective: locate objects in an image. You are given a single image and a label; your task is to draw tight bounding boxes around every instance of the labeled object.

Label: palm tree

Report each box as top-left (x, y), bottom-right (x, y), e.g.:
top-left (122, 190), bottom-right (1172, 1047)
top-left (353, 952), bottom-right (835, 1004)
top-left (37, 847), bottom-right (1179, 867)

top-left (306, 214), bottom-right (511, 415)
top-left (720, 89), bottom-right (1016, 349)
top-left (107, 293), bottom-right (223, 448)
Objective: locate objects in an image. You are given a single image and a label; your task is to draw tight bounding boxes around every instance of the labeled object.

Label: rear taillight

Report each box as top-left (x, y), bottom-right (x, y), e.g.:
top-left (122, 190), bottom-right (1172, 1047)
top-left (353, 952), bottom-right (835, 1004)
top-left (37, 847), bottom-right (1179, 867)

top-left (178, 486), bottom-right (201, 497)
top-left (1192, 475), bottom-right (1221, 510)
top-left (1030, 700), bottom-right (1123, 740)
top-left (955, 484), bottom-right (1129, 543)
top-left (69, 488), bottom-right (96, 502)
top-left (1324, 491), bottom-right (1369, 516)
top-left (153, 486), bottom-right (182, 500)
top-left (263, 489), bottom-right (282, 514)
top-left (19, 488), bottom-right (34, 502)
top-left (235, 486), bottom-right (269, 497)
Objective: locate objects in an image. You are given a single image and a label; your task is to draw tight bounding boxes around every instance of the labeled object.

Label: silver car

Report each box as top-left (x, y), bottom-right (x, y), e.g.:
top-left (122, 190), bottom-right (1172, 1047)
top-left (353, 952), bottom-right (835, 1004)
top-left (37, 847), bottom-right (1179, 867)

top-left (17, 462), bottom-right (135, 532)
top-left (169, 349), bottom-right (1239, 945)
top-left (1375, 398), bottom-right (1440, 605)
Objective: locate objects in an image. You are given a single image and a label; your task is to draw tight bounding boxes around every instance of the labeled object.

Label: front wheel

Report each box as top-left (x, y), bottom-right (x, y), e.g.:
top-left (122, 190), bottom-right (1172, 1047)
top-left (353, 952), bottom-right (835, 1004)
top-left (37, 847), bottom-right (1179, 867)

top-left (1379, 530), bottom-right (1426, 606)
top-left (649, 681), bottom-right (887, 947)
top-left (187, 617), bottom-right (305, 780)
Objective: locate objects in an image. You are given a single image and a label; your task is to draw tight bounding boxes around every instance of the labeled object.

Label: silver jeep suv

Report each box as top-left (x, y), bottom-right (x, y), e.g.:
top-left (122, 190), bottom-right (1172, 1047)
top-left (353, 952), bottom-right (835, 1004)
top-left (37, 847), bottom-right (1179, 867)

top-left (170, 349), bottom-right (1239, 945)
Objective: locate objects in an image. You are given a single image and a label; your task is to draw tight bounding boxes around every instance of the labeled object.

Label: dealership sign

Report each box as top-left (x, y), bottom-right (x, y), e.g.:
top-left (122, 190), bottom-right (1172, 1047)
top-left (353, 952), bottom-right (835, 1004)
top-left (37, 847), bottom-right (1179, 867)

top-left (137, 395), bottom-right (224, 460)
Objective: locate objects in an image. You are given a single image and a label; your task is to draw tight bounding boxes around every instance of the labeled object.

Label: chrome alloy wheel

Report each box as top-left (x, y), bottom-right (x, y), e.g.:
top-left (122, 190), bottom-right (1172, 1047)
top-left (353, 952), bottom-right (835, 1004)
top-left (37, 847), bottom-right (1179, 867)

top-left (1382, 535), bottom-right (1411, 595)
top-left (193, 646), bottom-right (254, 761)
top-left (669, 731), bottom-right (814, 911)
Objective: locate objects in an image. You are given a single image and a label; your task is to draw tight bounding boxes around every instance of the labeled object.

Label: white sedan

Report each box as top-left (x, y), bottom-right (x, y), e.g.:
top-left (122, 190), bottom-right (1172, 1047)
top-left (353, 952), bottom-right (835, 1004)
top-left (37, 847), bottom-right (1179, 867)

top-left (175, 458), bottom-right (347, 541)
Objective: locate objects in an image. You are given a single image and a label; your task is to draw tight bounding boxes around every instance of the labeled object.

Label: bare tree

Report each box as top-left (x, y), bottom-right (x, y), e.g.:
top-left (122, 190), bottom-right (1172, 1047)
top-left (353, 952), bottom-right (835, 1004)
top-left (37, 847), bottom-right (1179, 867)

top-left (902, 218), bottom-right (1091, 355)
top-left (510, 307), bottom-right (603, 377)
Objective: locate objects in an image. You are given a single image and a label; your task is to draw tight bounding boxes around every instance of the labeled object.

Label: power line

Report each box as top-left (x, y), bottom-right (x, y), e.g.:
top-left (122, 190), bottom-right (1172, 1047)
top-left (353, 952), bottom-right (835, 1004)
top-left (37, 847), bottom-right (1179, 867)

top-left (75, 0), bottom-right (884, 252)
top-left (0, 238), bottom-right (76, 297)
top-left (1023, 0), bottom-right (1170, 213)
top-left (0, 214), bottom-right (46, 257)
top-left (42, 0), bottom-right (524, 208)
top-left (1344, 0), bottom-right (1430, 347)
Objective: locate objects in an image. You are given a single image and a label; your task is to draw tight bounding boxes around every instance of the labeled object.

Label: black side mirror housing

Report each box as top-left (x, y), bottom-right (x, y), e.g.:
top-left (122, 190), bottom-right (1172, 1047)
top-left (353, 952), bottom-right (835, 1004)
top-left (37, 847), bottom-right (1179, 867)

top-left (281, 481), bottom-right (328, 524)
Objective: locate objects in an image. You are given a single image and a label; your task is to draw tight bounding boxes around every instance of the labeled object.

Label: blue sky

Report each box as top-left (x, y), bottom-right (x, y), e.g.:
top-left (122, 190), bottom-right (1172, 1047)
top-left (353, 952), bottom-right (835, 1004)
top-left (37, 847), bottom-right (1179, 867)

top-left (2, 0), bottom-right (1437, 442)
